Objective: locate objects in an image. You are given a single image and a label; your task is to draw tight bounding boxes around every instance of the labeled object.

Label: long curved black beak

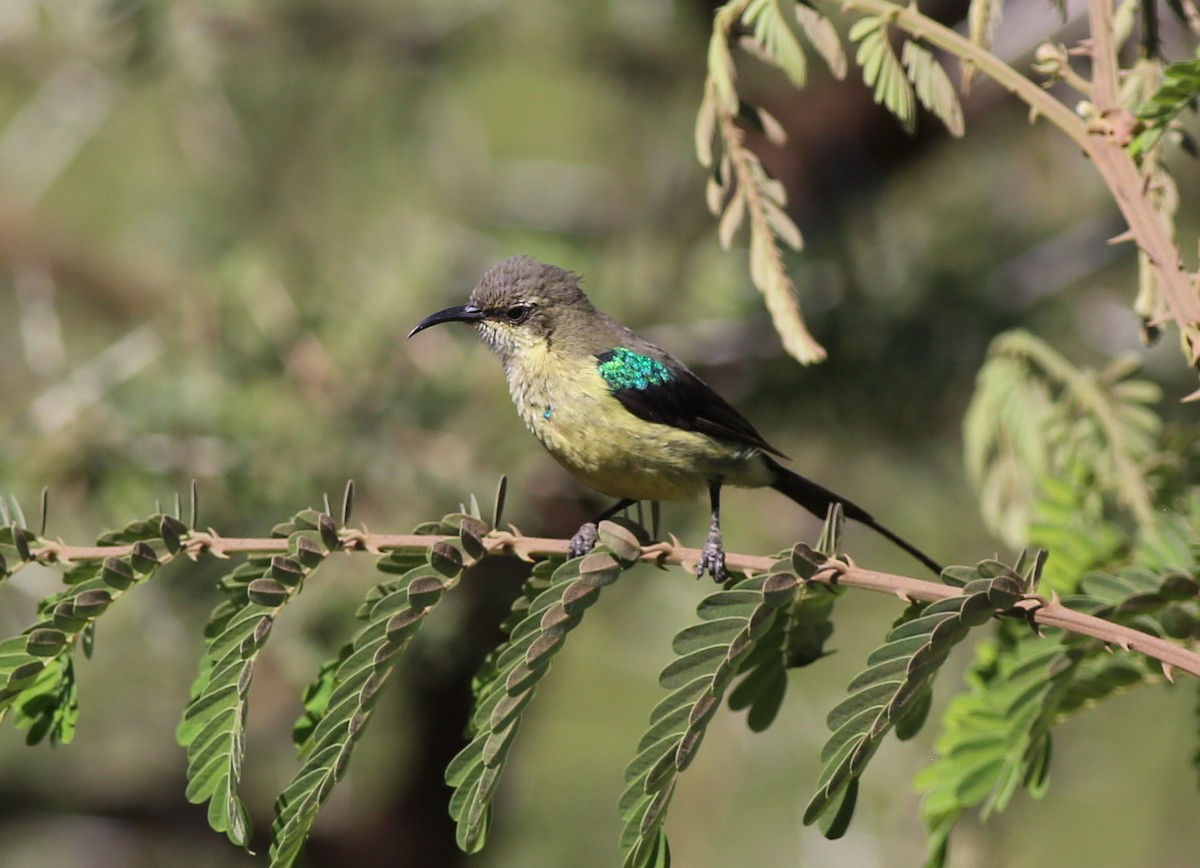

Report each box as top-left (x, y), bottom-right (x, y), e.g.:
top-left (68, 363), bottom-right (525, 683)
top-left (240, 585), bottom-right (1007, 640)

top-left (407, 304), bottom-right (485, 338)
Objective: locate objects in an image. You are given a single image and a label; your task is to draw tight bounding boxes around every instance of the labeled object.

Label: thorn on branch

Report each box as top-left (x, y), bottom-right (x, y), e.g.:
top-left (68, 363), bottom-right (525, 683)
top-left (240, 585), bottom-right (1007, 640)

top-left (339, 528), bottom-right (378, 554)
top-left (641, 540), bottom-right (676, 569)
top-left (1012, 600), bottom-right (1044, 637)
top-left (186, 529), bottom-right (226, 560)
top-left (816, 560), bottom-right (849, 587)
top-left (1067, 38), bottom-right (1094, 57)
top-left (1087, 108), bottom-right (1142, 146)
top-left (32, 539), bottom-right (66, 564)
top-left (489, 528), bottom-right (540, 563)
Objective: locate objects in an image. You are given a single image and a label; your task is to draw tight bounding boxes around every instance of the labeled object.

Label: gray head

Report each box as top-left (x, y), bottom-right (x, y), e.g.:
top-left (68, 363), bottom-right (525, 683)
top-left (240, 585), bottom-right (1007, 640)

top-left (408, 255), bottom-right (598, 362)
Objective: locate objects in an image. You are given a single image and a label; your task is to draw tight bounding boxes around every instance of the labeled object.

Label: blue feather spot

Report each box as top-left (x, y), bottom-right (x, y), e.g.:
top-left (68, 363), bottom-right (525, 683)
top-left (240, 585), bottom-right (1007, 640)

top-left (596, 348), bottom-right (673, 392)
top-left (543, 406), bottom-right (553, 420)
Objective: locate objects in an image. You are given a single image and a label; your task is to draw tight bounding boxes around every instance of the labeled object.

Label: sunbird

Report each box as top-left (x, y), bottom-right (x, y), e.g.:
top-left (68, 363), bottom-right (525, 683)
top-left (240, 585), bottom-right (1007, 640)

top-left (409, 255), bottom-right (940, 581)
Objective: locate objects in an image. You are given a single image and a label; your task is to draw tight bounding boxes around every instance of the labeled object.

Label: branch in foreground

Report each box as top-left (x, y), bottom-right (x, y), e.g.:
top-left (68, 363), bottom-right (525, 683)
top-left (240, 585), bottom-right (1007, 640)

top-left (29, 529), bottom-right (1200, 680)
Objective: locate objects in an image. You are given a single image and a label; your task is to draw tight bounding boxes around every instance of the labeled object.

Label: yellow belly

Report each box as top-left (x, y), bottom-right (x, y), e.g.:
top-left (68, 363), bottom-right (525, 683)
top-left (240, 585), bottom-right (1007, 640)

top-left (505, 350), bottom-right (772, 502)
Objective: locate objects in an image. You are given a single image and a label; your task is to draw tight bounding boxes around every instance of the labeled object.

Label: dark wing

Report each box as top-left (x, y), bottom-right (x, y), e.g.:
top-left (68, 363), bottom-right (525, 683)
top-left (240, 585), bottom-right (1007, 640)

top-left (595, 348), bottom-right (787, 458)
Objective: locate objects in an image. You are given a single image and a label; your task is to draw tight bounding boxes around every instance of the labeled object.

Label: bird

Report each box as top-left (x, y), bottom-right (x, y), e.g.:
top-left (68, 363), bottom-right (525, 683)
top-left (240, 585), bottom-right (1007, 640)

top-left (408, 255), bottom-right (941, 582)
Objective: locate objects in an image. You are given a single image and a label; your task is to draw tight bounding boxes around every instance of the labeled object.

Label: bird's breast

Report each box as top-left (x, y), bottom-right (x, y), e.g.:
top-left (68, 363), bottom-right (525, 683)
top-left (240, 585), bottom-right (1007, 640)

top-left (503, 347), bottom-right (772, 502)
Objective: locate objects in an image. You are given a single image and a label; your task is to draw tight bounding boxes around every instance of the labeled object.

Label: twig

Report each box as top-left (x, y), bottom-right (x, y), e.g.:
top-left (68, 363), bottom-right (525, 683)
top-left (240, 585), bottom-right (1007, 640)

top-left (1083, 0), bottom-right (1200, 362)
top-left (27, 530), bottom-right (1200, 679)
top-left (833, 0), bottom-right (1200, 367)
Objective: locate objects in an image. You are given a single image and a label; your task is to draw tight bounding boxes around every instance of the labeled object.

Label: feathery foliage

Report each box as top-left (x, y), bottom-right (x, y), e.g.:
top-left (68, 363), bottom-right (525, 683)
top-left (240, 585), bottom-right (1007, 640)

top-left (447, 519), bottom-right (645, 855)
top-left (918, 399), bottom-right (1200, 865)
top-left (917, 553), bottom-right (1200, 867)
top-left (2, 439), bottom-right (1200, 865)
top-left (620, 512), bottom-right (845, 864)
top-left (0, 512), bottom-right (182, 745)
top-left (0, 520), bottom-right (34, 591)
top-left (620, 562), bottom-right (818, 867)
top-left (726, 562), bottom-right (838, 731)
top-left (901, 39), bottom-right (966, 137)
top-left (850, 16), bottom-right (916, 134)
top-left (701, 0), bottom-right (1200, 381)
top-left (916, 628), bottom-right (1072, 866)
top-left (804, 560), bottom-right (1026, 837)
top-left (743, 0), bottom-right (811, 88)
top-left (696, 0), bottom-right (968, 364)
top-left (270, 513), bottom-right (483, 866)
top-left (1130, 50), bottom-right (1200, 160)
top-left (964, 331), bottom-right (1162, 550)
top-left (178, 507), bottom-right (337, 848)
top-left (696, 0), bottom-right (850, 364)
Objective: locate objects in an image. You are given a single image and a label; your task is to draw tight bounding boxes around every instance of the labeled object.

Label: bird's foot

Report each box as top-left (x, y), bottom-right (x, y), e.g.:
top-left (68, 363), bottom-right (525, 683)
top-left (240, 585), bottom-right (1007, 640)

top-left (568, 522), bottom-right (599, 559)
top-left (696, 527), bottom-right (728, 583)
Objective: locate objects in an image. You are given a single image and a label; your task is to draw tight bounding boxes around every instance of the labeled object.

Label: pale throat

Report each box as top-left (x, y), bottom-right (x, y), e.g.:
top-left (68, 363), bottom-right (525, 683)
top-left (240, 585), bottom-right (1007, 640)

top-left (502, 341), bottom-right (557, 431)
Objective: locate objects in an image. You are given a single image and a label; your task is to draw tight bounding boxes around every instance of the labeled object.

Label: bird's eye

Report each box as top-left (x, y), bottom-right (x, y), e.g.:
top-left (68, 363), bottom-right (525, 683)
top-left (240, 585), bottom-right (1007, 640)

top-left (504, 304), bottom-right (533, 323)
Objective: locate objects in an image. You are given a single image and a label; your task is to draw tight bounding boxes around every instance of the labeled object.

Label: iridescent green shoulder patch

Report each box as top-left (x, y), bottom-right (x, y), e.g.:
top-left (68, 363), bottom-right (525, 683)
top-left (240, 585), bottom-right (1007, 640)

top-left (596, 347), bottom-right (674, 391)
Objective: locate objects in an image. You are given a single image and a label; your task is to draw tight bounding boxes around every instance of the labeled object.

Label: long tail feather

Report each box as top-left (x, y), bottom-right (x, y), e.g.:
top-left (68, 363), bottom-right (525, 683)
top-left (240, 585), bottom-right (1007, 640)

top-left (765, 458), bottom-right (942, 576)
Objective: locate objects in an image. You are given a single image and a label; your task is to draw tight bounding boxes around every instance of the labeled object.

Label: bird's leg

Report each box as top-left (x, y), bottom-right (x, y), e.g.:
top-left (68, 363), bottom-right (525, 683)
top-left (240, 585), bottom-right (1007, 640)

top-left (568, 497), bottom-right (637, 559)
top-left (697, 481), bottom-right (727, 583)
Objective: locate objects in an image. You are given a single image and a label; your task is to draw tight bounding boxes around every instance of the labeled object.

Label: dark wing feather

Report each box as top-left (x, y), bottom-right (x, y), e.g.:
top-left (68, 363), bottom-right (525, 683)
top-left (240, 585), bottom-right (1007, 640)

top-left (596, 349), bottom-right (786, 458)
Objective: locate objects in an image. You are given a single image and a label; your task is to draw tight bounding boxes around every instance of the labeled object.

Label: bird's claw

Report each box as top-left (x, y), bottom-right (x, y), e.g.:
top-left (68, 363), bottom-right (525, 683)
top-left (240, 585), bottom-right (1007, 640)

top-left (568, 522), bottom-right (599, 559)
top-left (697, 528), bottom-right (728, 583)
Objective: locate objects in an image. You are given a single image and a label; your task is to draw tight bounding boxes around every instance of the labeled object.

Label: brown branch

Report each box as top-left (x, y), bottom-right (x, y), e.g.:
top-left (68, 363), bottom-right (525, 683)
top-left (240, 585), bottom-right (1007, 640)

top-left (1083, 0), bottom-right (1200, 363)
top-left (838, 0), bottom-right (1200, 375)
top-left (27, 529), bottom-right (1200, 679)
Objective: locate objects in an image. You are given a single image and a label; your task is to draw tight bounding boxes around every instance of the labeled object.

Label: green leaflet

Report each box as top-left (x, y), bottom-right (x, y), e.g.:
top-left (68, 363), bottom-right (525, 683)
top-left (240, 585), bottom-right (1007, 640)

top-left (620, 565), bottom-right (810, 867)
top-left (270, 566), bottom-right (446, 865)
top-left (0, 514), bottom-right (178, 745)
top-left (850, 16), bottom-right (915, 133)
top-left (269, 510), bottom-right (489, 866)
top-left (1130, 52), bottom-right (1200, 160)
top-left (0, 522), bottom-right (35, 589)
top-left (1028, 470), bottom-right (1125, 594)
top-left (804, 568), bottom-right (1023, 833)
top-left (916, 631), bottom-right (1074, 867)
top-left (179, 511), bottom-right (334, 851)
top-left (901, 39), bottom-right (964, 137)
top-left (743, 0), bottom-right (809, 87)
top-left (179, 588), bottom-right (289, 845)
top-left (794, 2), bottom-right (847, 79)
top-left (695, 0), bottom-right (828, 363)
top-left (446, 525), bottom-right (641, 856)
top-left (727, 577), bottom-right (837, 732)
top-left (916, 548), bottom-right (1200, 867)
top-left (965, 330), bottom-right (1162, 551)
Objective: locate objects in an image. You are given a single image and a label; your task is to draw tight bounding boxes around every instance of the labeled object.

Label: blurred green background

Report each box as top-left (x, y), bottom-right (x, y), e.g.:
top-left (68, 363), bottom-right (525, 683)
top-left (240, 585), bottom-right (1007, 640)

top-left (2, 1), bottom-right (1199, 866)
